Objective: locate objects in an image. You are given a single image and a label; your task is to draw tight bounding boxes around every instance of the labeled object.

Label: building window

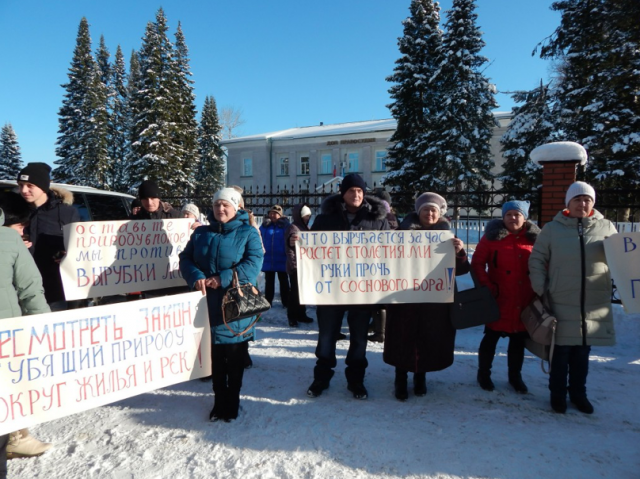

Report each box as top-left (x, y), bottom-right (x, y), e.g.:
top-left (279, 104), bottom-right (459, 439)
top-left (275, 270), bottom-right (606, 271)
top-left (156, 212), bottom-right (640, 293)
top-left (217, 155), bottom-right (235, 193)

top-left (347, 152), bottom-right (359, 172)
top-left (300, 156), bottom-right (310, 175)
top-left (279, 156), bottom-right (289, 176)
top-left (243, 158), bottom-right (252, 177)
top-left (375, 150), bottom-right (388, 171)
top-left (320, 153), bottom-right (332, 174)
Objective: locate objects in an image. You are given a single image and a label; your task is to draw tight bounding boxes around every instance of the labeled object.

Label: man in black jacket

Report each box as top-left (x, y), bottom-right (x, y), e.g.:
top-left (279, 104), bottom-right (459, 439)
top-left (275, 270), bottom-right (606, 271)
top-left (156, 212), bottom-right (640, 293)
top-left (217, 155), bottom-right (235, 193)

top-left (18, 162), bottom-right (81, 308)
top-left (305, 174), bottom-right (390, 400)
top-left (133, 180), bottom-right (181, 219)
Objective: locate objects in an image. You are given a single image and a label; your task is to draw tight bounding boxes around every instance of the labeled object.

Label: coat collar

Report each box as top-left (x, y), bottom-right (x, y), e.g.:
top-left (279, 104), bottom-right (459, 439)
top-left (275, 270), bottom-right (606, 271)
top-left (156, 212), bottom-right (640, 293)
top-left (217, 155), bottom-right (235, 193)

top-left (320, 194), bottom-right (388, 222)
top-left (484, 218), bottom-right (541, 242)
top-left (399, 212), bottom-right (451, 231)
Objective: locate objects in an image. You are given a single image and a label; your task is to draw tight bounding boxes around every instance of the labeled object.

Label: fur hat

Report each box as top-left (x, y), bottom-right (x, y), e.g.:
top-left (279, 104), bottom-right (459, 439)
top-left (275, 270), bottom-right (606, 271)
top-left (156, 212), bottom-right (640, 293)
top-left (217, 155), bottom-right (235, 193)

top-left (415, 192), bottom-right (447, 215)
top-left (269, 204), bottom-right (284, 216)
top-left (374, 189), bottom-right (392, 205)
top-left (181, 203), bottom-right (200, 218)
top-left (502, 200), bottom-right (530, 220)
top-left (340, 174), bottom-right (366, 196)
top-left (565, 181), bottom-right (596, 207)
top-left (139, 180), bottom-right (161, 199)
top-left (17, 162), bottom-right (51, 192)
top-left (213, 188), bottom-right (242, 212)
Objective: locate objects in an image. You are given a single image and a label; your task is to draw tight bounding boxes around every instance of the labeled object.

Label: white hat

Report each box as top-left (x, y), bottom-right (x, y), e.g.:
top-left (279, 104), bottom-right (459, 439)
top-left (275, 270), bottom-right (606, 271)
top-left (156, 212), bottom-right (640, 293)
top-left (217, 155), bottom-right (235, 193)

top-left (300, 205), bottom-right (312, 217)
top-left (181, 203), bottom-right (200, 218)
top-left (213, 188), bottom-right (242, 212)
top-left (565, 181), bottom-right (596, 207)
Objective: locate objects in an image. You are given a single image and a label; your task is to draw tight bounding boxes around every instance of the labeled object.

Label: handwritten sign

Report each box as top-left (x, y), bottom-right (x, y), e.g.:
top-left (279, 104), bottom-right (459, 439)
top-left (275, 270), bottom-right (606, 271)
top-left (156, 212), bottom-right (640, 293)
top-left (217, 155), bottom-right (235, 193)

top-left (60, 219), bottom-right (193, 300)
top-left (296, 230), bottom-right (456, 305)
top-left (0, 292), bottom-right (211, 435)
top-left (604, 232), bottom-right (640, 314)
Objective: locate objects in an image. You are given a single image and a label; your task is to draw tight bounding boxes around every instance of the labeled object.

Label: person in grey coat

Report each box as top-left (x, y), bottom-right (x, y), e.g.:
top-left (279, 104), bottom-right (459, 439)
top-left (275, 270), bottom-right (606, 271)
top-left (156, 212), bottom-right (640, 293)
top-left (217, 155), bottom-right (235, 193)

top-left (529, 181), bottom-right (618, 414)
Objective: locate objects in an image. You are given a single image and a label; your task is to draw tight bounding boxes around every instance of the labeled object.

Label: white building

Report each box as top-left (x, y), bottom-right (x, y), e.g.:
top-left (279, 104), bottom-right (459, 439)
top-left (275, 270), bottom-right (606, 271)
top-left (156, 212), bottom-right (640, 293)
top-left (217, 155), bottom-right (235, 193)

top-left (222, 113), bottom-right (512, 192)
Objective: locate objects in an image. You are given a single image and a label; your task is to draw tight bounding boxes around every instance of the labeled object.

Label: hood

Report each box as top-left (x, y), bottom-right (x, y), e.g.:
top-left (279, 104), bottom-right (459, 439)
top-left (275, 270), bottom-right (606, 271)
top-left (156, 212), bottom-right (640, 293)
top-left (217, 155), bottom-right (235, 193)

top-left (553, 208), bottom-right (605, 228)
top-left (291, 203), bottom-right (311, 231)
top-left (320, 194), bottom-right (388, 223)
top-left (50, 186), bottom-right (74, 205)
top-left (399, 212), bottom-right (451, 231)
top-left (483, 218), bottom-right (541, 242)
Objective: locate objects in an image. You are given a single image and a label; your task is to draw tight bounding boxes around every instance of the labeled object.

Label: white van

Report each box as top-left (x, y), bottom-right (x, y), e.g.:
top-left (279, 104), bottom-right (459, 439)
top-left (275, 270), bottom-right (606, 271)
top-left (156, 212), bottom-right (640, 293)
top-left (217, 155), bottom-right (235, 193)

top-left (0, 180), bottom-right (135, 221)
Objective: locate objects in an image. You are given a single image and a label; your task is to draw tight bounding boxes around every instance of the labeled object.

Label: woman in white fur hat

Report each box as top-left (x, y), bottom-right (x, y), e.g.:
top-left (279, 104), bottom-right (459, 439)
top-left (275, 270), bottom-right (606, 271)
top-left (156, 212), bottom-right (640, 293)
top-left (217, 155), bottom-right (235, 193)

top-left (529, 181), bottom-right (618, 415)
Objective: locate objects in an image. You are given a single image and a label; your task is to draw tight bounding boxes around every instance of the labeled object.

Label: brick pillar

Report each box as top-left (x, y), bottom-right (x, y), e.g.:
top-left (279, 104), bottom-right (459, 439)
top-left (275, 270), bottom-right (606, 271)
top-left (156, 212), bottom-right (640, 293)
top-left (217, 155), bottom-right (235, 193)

top-left (538, 160), bottom-right (580, 227)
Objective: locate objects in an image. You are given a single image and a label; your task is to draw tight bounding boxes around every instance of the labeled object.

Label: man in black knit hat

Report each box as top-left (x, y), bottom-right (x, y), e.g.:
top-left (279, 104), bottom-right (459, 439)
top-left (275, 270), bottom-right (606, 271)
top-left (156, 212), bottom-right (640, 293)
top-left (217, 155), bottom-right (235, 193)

top-left (133, 179), bottom-right (181, 219)
top-left (302, 173), bottom-right (390, 400)
top-left (17, 162), bottom-right (80, 308)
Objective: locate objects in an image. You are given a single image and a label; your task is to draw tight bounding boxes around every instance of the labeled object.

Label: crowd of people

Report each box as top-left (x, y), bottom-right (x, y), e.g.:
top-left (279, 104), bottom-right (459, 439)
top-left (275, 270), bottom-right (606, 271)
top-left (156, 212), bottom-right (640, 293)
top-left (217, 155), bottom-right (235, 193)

top-left (0, 163), bottom-right (620, 475)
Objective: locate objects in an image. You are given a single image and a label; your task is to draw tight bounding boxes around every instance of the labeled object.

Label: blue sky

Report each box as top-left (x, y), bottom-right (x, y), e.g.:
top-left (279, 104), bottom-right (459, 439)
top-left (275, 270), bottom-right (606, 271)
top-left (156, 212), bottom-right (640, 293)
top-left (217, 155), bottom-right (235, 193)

top-left (0, 0), bottom-right (560, 169)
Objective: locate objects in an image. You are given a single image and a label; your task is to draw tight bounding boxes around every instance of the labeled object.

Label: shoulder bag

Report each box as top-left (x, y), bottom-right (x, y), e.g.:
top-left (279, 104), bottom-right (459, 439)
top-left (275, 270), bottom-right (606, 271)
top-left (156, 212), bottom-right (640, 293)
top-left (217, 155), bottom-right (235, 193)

top-left (521, 295), bottom-right (557, 373)
top-left (221, 269), bottom-right (271, 336)
top-left (450, 268), bottom-right (500, 330)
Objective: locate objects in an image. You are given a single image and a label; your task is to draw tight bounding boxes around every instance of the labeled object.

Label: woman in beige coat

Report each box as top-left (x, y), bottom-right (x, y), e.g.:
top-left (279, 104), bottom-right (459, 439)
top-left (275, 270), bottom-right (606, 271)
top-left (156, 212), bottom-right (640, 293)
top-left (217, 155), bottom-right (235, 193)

top-left (529, 182), bottom-right (617, 414)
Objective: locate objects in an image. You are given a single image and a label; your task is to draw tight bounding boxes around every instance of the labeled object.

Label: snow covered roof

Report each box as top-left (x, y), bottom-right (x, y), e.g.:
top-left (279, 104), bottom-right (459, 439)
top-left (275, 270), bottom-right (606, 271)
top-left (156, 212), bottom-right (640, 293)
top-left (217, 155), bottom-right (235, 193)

top-left (222, 112), bottom-right (513, 145)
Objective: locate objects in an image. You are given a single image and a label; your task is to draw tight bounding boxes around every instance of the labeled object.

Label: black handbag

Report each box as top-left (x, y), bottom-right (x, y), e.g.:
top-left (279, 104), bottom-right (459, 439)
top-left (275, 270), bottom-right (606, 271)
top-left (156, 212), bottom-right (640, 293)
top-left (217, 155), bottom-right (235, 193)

top-left (221, 269), bottom-right (271, 335)
top-left (450, 268), bottom-right (500, 330)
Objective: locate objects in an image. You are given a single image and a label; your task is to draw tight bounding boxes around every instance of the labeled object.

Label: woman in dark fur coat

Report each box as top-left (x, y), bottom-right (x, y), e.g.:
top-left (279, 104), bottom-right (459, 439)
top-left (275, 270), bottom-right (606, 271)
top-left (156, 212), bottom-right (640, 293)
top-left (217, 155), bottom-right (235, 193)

top-left (471, 200), bottom-right (540, 394)
top-left (383, 192), bottom-right (470, 401)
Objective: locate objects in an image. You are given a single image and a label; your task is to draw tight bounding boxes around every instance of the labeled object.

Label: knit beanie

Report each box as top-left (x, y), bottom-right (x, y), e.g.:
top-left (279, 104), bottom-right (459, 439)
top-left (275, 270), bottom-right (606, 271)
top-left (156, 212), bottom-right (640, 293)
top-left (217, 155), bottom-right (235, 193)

top-left (139, 180), bottom-right (162, 199)
top-left (502, 200), bottom-right (530, 220)
top-left (181, 203), bottom-right (200, 218)
top-left (131, 198), bottom-right (142, 209)
top-left (300, 205), bottom-right (312, 218)
top-left (565, 181), bottom-right (596, 207)
top-left (213, 188), bottom-right (242, 212)
top-left (415, 192), bottom-right (447, 216)
top-left (17, 162), bottom-right (51, 192)
top-left (340, 174), bottom-right (366, 196)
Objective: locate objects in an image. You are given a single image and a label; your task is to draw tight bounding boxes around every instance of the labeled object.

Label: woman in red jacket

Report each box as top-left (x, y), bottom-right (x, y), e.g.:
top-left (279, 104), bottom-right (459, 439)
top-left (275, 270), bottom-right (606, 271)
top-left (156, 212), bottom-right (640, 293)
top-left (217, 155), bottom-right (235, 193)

top-left (471, 200), bottom-right (540, 393)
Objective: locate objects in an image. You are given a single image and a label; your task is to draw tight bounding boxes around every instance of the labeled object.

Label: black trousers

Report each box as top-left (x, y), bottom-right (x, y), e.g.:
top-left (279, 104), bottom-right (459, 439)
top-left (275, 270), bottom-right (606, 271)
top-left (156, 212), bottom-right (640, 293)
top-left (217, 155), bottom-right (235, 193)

top-left (211, 342), bottom-right (249, 418)
top-left (0, 433), bottom-right (8, 479)
top-left (549, 345), bottom-right (591, 399)
top-left (478, 329), bottom-right (527, 378)
top-left (287, 272), bottom-right (307, 321)
top-left (264, 271), bottom-right (289, 307)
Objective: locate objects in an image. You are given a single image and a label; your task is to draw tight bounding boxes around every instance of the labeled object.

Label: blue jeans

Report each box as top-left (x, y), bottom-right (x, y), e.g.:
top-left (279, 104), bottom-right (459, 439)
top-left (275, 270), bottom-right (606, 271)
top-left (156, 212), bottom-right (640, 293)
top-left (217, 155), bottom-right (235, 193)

top-left (549, 345), bottom-right (591, 399)
top-left (314, 306), bottom-right (371, 384)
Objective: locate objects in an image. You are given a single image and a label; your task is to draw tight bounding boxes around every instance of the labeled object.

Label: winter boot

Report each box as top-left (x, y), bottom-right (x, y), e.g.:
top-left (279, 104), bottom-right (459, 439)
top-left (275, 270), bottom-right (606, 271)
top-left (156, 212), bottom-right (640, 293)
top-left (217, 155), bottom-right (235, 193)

top-left (413, 372), bottom-right (427, 396)
top-left (347, 382), bottom-right (368, 400)
top-left (551, 394), bottom-right (567, 414)
top-left (307, 379), bottom-right (330, 398)
top-left (570, 396), bottom-right (594, 414)
top-left (508, 373), bottom-right (528, 394)
top-left (394, 369), bottom-right (408, 401)
top-left (508, 334), bottom-right (527, 393)
top-left (226, 389), bottom-right (241, 421)
top-left (297, 315), bottom-right (313, 323)
top-left (367, 309), bottom-right (386, 343)
top-left (477, 335), bottom-right (497, 391)
top-left (477, 371), bottom-right (495, 391)
top-left (6, 429), bottom-right (52, 458)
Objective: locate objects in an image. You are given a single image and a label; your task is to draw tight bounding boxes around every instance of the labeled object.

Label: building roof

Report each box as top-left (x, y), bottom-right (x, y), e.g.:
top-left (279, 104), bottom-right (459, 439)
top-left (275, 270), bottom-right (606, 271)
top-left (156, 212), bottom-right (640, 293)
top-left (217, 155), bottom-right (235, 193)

top-left (221, 113), bottom-right (513, 145)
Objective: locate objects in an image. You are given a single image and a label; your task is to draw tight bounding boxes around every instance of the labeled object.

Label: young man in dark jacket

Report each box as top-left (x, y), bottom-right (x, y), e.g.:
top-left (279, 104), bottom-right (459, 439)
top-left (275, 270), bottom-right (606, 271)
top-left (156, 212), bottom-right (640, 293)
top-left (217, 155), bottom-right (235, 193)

top-left (304, 174), bottom-right (390, 400)
top-left (133, 180), bottom-right (181, 219)
top-left (17, 162), bottom-right (81, 308)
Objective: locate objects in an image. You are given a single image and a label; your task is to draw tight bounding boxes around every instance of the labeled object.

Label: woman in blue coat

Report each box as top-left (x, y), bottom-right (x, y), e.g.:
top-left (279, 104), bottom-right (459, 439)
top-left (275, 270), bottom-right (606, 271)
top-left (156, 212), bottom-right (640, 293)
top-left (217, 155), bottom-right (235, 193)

top-left (180, 188), bottom-right (264, 422)
top-left (260, 204), bottom-right (290, 307)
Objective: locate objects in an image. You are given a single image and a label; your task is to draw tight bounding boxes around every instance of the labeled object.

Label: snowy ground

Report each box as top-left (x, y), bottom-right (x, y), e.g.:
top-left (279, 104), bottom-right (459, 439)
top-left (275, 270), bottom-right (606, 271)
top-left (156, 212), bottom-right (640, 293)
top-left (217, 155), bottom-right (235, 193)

top-left (8, 276), bottom-right (640, 479)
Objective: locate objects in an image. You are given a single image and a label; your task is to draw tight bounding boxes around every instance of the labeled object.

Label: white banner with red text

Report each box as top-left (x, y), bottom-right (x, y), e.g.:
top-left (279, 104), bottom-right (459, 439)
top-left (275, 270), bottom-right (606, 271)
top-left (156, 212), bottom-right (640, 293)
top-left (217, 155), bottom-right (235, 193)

top-left (296, 230), bottom-right (456, 305)
top-left (0, 292), bottom-right (211, 435)
top-left (604, 232), bottom-right (640, 314)
top-left (60, 218), bottom-right (193, 300)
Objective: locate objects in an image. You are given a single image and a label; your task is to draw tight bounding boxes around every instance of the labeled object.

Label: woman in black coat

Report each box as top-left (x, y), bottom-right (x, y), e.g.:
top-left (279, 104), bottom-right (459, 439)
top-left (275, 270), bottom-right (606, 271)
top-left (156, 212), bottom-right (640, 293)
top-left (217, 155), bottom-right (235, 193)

top-left (383, 192), bottom-right (470, 400)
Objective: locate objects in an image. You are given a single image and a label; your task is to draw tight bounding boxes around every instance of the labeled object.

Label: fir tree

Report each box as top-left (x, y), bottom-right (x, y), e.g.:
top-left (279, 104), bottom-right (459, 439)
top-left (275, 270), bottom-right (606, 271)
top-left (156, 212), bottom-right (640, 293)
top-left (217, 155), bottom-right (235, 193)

top-left (0, 123), bottom-right (23, 180)
top-left (125, 50), bottom-right (143, 194)
top-left (499, 81), bottom-right (556, 203)
top-left (383, 0), bottom-right (444, 210)
top-left (434, 0), bottom-right (498, 191)
top-left (129, 8), bottom-right (188, 194)
top-left (109, 45), bottom-right (130, 192)
top-left (171, 22), bottom-right (199, 195)
top-left (55, 18), bottom-right (110, 187)
top-left (539, 0), bottom-right (640, 190)
top-left (195, 95), bottom-right (225, 198)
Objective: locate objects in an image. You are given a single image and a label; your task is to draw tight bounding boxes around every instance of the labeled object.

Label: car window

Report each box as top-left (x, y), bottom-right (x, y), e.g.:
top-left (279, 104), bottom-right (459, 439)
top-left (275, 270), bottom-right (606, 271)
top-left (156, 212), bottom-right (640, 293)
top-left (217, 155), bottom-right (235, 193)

top-left (85, 194), bottom-right (130, 221)
top-left (71, 194), bottom-right (91, 221)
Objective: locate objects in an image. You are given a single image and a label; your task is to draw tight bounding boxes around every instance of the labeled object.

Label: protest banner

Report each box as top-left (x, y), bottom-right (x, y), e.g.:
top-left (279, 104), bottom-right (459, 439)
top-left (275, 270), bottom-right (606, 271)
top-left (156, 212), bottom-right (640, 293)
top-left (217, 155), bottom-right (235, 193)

top-left (0, 292), bottom-right (211, 435)
top-left (604, 232), bottom-right (640, 314)
top-left (296, 230), bottom-right (456, 305)
top-left (60, 218), bottom-right (193, 300)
